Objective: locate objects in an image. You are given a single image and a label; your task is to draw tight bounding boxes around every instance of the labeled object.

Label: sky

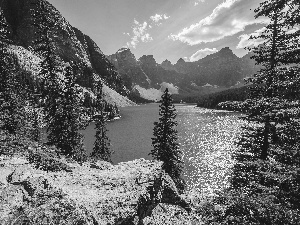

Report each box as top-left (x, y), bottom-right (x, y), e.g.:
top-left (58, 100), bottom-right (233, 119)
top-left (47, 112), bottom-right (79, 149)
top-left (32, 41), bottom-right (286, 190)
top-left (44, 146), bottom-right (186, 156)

top-left (48, 0), bottom-right (268, 64)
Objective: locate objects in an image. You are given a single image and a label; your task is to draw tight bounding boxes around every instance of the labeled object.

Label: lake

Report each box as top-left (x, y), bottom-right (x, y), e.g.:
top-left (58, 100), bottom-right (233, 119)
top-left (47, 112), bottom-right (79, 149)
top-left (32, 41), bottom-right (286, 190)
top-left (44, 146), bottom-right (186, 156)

top-left (82, 104), bottom-right (244, 196)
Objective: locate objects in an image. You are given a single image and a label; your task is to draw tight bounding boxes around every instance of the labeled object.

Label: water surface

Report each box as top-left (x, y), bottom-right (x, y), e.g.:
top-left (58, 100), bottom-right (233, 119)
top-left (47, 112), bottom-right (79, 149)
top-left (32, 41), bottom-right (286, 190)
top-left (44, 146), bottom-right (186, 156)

top-left (82, 104), bottom-right (244, 195)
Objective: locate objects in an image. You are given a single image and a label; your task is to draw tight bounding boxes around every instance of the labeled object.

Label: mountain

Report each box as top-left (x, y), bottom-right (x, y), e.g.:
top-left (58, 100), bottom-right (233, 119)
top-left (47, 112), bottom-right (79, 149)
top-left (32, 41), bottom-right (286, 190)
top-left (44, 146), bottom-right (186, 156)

top-left (160, 59), bottom-right (175, 71)
top-left (187, 47), bottom-right (244, 87)
top-left (107, 49), bottom-right (186, 101)
top-left (240, 51), bottom-right (262, 78)
top-left (108, 47), bottom-right (260, 101)
top-left (107, 48), bottom-right (151, 89)
top-left (0, 0), bottom-right (134, 107)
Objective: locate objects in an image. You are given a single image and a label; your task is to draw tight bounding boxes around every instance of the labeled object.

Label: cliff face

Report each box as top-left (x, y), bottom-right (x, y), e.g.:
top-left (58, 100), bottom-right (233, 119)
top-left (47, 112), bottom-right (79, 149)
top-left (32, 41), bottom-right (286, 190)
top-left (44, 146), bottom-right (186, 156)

top-left (189, 47), bottom-right (244, 87)
top-left (172, 47), bottom-right (260, 88)
top-left (107, 49), bottom-right (188, 101)
top-left (107, 48), bottom-right (151, 89)
top-left (160, 59), bottom-right (175, 71)
top-left (1, 0), bottom-right (130, 103)
top-left (108, 46), bottom-right (260, 101)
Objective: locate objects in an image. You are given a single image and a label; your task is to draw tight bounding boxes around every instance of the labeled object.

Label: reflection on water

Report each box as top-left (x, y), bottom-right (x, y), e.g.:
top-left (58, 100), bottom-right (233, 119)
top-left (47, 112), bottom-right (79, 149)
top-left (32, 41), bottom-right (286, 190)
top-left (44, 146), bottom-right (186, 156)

top-left (82, 104), bottom-right (244, 196)
top-left (82, 104), bottom-right (159, 164)
top-left (176, 105), bottom-right (244, 196)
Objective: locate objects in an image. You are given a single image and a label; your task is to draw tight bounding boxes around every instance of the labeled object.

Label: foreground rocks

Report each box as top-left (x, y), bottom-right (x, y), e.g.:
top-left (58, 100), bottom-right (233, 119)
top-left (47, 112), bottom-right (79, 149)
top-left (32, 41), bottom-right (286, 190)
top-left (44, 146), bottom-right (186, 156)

top-left (0, 151), bottom-right (199, 224)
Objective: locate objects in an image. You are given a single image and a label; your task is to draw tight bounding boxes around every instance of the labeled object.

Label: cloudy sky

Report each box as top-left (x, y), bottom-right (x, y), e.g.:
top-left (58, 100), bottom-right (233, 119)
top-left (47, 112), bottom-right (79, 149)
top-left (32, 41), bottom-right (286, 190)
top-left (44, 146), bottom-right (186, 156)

top-left (48, 0), bottom-right (267, 64)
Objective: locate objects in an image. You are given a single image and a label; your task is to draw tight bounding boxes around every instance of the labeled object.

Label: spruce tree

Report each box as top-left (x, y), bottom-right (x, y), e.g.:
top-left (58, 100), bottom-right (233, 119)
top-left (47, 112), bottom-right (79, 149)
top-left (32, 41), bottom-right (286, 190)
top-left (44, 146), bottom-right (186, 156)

top-left (150, 88), bottom-right (185, 193)
top-left (216, 2), bottom-right (300, 218)
top-left (32, 1), bottom-right (63, 147)
top-left (91, 81), bottom-right (113, 163)
top-left (58, 63), bottom-right (86, 160)
top-left (0, 10), bottom-right (26, 136)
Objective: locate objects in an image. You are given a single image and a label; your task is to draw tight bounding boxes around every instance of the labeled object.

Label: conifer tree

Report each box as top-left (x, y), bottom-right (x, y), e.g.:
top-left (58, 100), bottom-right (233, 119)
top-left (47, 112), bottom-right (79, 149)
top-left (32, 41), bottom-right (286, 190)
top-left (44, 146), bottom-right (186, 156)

top-left (220, 0), bottom-right (300, 189)
top-left (32, 1), bottom-right (63, 147)
top-left (216, 3), bottom-right (300, 216)
top-left (0, 10), bottom-right (27, 136)
top-left (57, 63), bottom-right (86, 160)
top-left (150, 88), bottom-right (185, 192)
top-left (91, 81), bottom-right (113, 162)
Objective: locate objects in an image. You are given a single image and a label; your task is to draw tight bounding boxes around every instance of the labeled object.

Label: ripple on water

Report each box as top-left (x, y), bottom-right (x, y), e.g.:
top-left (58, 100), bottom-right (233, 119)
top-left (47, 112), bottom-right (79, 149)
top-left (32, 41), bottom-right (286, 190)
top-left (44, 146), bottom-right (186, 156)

top-left (176, 105), bottom-right (245, 197)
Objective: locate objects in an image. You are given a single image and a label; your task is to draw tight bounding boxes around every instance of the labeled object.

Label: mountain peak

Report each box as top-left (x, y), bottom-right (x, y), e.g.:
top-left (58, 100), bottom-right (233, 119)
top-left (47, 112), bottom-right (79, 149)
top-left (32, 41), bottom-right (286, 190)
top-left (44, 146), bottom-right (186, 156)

top-left (139, 55), bottom-right (157, 67)
top-left (162, 59), bottom-right (172, 64)
top-left (219, 47), bottom-right (234, 54)
top-left (160, 59), bottom-right (175, 71)
top-left (117, 48), bottom-right (131, 53)
top-left (176, 58), bottom-right (185, 64)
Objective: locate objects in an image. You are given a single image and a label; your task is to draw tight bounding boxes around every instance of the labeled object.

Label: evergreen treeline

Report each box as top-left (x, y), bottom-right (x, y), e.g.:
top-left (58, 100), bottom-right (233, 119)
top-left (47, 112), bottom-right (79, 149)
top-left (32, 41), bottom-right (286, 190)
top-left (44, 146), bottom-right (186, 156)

top-left (196, 85), bottom-right (250, 109)
top-left (204, 1), bottom-right (300, 224)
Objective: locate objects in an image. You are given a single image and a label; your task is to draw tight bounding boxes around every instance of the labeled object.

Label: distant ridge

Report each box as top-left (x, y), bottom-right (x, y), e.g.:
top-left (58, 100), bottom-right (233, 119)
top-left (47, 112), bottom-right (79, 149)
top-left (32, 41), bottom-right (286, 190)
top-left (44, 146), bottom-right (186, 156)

top-left (107, 47), bottom-right (260, 101)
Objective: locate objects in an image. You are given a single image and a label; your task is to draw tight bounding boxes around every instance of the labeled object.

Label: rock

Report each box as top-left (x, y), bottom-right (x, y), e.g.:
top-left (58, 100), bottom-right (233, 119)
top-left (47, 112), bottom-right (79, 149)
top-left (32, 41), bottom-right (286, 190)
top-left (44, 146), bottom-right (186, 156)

top-left (107, 48), bottom-right (151, 89)
top-left (21, 176), bottom-right (50, 197)
top-left (27, 148), bottom-right (73, 172)
top-left (136, 170), bottom-right (191, 224)
top-left (90, 160), bottom-right (112, 170)
top-left (0, 168), bottom-right (13, 186)
top-left (9, 166), bottom-right (33, 185)
top-left (142, 203), bottom-right (190, 225)
top-left (0, 153), bottom-right (194, 225)
top-left (0, 185), bottom-right (25, 223)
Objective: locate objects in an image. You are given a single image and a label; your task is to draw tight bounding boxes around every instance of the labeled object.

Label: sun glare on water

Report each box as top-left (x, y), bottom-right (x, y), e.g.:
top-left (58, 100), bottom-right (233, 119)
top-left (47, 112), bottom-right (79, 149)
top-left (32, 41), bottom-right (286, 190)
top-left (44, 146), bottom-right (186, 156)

top-left (176, 106), bottom-right (245, 197)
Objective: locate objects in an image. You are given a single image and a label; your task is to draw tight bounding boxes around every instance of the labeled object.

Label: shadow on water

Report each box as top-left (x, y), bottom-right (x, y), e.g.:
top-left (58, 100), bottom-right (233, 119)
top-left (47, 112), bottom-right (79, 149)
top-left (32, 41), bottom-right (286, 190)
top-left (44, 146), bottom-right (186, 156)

top-left (81, 103), bottom-right (160, 164)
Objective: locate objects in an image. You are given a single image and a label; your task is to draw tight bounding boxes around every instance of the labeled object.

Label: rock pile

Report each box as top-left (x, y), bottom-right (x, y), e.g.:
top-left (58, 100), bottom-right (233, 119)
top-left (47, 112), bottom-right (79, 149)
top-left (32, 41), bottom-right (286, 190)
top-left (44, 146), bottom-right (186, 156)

top-left (0, 151), bottom-right (197, 224)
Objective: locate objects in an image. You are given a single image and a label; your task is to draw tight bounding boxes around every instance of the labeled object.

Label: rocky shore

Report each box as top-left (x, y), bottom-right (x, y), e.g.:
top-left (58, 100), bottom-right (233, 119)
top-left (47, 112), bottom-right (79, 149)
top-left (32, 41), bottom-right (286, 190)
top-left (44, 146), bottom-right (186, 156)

top-left (0, 143), bottom-right (201, 225)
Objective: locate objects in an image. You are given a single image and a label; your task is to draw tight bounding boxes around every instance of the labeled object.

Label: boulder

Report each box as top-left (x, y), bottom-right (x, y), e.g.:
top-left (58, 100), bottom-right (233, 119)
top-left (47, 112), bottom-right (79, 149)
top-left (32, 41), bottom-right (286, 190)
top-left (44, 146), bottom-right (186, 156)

top-left (27, 148), bottom-right (73, 172)
top-left (90, 160), bottom-right (113, 170)
top-left (0, 168), bottom-right (13, 186)
top-left (9, 166), bottom-right (34, 185)
top-left (0, 184), bottom-right (27, 224)
top-left (136, 170), bottom-right (191, 224)
top-left (143, 203), bottom-right (191, 225)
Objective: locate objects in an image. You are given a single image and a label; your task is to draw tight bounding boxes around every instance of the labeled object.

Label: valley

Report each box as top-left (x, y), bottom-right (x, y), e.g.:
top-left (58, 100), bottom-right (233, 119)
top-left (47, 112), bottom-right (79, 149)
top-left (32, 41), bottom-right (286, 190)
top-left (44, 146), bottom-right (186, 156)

top-left (1, 0), bottom-right (299, 224)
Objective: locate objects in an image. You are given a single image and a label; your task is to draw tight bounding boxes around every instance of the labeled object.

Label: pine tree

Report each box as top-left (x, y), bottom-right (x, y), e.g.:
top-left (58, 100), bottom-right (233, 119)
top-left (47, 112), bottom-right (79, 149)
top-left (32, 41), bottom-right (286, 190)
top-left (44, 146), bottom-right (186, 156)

top-left (57, 63), bottom-right (86, 161)
top-left (31, 1), bottom-right (63, 147)
top-left (0, 9), bottom-right (26, 136)
top-left (215, 2), bottom-right (300, 218)
top-left (150, 88), bottom-right (185, 193)
top-left (223, 0), bottom-right (300, 189)
top-left (91, 81), bottom-right (113, 163)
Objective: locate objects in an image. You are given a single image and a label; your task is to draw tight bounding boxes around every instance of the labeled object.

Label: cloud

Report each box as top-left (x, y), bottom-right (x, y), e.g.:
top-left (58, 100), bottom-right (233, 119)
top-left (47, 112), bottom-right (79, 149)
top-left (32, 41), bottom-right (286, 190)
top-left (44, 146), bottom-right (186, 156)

top-left (170, 0), bottom-right (267, 45)
top-left (237, 26), bottom-right (300, 49)
top-left (150, 13), bottom-right (170, 25)
top-left (183, 57), bottom-right (191, 62)
top-left (126, 19), bottom-right (153, 48)
top-left (237, 27), bottom-right (266, 49)
top-left (195, 0), bottom-right (205, 5)
top-left (189, 48), bottom-right (218, 61)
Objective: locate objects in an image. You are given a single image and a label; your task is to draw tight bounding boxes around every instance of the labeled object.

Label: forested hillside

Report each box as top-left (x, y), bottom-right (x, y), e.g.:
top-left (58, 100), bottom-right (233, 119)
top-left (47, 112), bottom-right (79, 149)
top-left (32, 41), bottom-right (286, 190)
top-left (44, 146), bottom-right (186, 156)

top-left (0, 0), bottom-right (134, 107)
top-left (196, 86), bottom-right (250, 109)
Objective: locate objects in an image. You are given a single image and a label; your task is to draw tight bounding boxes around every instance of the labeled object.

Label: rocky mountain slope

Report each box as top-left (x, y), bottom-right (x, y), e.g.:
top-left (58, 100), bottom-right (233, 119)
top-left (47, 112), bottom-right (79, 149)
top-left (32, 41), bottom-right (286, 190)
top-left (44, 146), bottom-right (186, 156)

top-left (0, 0), bottom-right (259, 104)
top-left (107, 47), bottom-right (260, 101)
top-left (107, 49), bottom-right (185, 101)
top-left (1, 0), bottom-right (134, 107)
